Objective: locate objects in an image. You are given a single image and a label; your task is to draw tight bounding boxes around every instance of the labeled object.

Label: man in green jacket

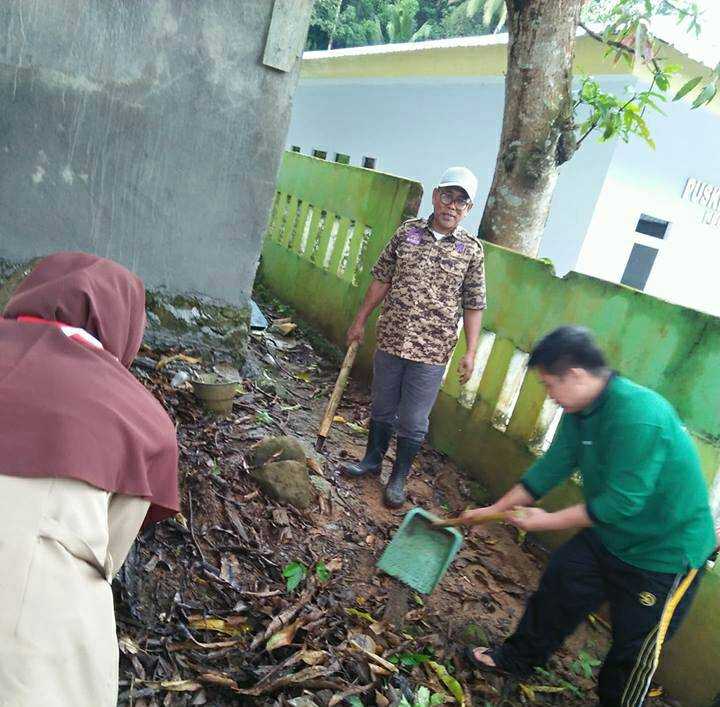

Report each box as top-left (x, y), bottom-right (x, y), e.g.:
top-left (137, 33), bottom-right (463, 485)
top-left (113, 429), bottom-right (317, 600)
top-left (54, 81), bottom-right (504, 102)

top-left (463, 326), bottom-right (716, 707)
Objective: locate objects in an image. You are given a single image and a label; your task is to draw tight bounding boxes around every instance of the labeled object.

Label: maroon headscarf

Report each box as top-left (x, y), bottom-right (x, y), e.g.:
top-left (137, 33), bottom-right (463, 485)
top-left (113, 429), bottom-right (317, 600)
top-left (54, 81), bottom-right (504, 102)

top-left (1, 252), bottom-right (179, 523)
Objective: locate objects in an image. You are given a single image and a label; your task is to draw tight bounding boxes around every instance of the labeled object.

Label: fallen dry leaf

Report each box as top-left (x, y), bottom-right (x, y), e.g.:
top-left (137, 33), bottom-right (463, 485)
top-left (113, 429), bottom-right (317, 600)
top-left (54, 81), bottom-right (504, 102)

top-left (325, 557), bottom-right (343, 572)
top-left (272, 508), bottom-right (291, 526)
top-left (118, 636), bottom-right (141, 655)
top-left (349, 634), bottom-right (376, 654)
top-left (328, 683), bottom-right (377, 707)
top-left (167, 639), bottom-right (239, 652)
top-left (306, 457), bottom-right (324, 475)
top-left (296, 649), bottom-right (329, 666)
top-left (274, 322), bottom-right (297, 336)
top-left (350, 644), bottom-right (397, 674)
top-left (156, 353), bottom-right (201, 370)
top-left (159, 680), bottom-right (202, 692)
top-left (267, 618), bottom-right (305, 651)
top-left (220, 554), bottom-right (243, 586)
top-left (198, 672), bottom-right (239, 689)
top-left (233, 666), bottom-right (332, 697)
top-left (369, 621), bottom-right (385, 636)
top-left (189, 617), bottom-right (249, 637)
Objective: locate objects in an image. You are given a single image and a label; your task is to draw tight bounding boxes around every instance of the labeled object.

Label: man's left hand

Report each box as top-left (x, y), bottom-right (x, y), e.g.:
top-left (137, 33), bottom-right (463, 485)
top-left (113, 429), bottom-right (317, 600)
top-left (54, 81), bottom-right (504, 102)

top-left (506, 506), bottom-right (554, 532)
top-left (458, 352), bottom-right (475, 384)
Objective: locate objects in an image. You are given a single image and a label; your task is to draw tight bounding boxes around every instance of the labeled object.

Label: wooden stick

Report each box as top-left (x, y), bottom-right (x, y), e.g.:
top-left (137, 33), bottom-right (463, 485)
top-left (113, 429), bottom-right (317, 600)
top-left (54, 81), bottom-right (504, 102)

top-left (432, 512), bottom-right (508, 528)
top-left (316, 341), bottom-right (359, 451)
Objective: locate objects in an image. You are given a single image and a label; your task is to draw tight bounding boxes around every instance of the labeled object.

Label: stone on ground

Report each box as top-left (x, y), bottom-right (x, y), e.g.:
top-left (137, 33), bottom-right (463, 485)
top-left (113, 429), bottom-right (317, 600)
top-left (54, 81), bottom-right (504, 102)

top-left (248, 436), bottom-right (307, 468)
top-left (252, 460), bottom-right (314, 509)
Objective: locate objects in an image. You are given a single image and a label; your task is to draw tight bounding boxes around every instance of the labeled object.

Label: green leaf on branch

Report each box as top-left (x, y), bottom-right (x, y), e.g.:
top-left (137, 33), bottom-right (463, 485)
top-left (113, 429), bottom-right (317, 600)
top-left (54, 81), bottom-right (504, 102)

top-left (282, 561), bottom-right (308, 592)
top-left (692, 82), bottom-right (718, 109)
top-left (655, 73), bottom-right (669, 91)
top-left (673, 76), bottom-right (703, 101)
top-left (315, 561), bottom-right (331, 584)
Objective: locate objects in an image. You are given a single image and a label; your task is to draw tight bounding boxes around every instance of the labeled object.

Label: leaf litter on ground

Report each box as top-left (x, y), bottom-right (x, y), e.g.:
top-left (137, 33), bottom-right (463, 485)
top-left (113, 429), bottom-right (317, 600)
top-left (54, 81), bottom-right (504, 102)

top-left (116, 293), bottom-right (677, 707)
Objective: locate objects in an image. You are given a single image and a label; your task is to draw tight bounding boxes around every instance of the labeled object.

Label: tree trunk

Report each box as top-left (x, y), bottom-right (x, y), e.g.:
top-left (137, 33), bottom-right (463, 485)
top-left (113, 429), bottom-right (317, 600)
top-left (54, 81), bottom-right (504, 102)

top-left (327, 0), bottom-right (344, 50)
top-left (479, 0), bottom-right (583, 256)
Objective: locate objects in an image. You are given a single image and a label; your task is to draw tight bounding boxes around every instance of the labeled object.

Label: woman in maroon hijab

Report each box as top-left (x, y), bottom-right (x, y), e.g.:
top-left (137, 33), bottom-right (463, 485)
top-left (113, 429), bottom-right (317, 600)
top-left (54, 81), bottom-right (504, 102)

top-left (0, 252), bottom-right (179, 706)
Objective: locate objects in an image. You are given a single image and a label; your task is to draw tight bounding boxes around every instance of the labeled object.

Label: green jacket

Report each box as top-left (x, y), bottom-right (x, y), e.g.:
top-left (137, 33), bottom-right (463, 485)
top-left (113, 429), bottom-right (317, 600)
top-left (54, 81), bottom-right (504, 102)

top-left (522, 375), bottom-right (716, 573)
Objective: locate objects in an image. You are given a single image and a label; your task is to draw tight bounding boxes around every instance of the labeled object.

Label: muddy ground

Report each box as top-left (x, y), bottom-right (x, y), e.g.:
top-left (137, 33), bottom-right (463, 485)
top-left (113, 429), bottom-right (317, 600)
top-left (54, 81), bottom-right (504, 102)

top-left (115, 294), bottom-right (677, 707)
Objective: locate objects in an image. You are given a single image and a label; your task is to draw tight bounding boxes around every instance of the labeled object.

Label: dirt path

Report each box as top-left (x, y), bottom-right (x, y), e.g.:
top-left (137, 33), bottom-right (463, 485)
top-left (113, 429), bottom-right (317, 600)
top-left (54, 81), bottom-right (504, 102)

top-left (116, 297), bottom-right (678, 707)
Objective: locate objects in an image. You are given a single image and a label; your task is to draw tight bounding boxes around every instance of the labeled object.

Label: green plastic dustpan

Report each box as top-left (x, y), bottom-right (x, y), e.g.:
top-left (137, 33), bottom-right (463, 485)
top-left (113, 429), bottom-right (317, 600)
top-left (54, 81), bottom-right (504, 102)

top-left (377, 507), bottom-right (463, 595)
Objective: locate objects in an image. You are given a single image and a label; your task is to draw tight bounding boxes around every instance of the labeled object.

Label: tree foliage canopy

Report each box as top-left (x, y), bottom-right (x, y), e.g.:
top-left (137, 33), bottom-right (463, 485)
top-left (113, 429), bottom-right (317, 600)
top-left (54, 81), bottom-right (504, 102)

top-left (304, 0), bottom-right (504, 51)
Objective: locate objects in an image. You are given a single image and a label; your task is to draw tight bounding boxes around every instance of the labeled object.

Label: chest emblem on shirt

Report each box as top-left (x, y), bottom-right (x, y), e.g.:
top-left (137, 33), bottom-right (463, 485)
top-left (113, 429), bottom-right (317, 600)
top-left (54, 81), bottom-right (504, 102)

top-left (638, 591), bottom-right (657, 607)
top-left (455, 242), bottom-right (466, 254)
top-left (405, 228), bottom-right (422, 245)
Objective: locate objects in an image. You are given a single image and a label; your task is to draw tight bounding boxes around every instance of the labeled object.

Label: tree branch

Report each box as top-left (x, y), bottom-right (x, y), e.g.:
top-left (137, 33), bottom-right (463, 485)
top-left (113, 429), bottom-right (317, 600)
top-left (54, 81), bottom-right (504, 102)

top-left (579, 21), bottom-right (665, 77)
top-left (662, 0), bottom-right (691, 16)
top-left (579, 21), bottom-right (633, 56)
top-left (575, 119), bottom-right (599, 149)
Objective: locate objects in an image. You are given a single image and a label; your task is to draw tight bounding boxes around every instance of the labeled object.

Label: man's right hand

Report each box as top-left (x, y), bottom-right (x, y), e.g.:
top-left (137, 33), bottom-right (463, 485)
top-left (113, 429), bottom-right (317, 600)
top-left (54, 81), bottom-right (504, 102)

top-left (347, 320), bottom-right (365, 346)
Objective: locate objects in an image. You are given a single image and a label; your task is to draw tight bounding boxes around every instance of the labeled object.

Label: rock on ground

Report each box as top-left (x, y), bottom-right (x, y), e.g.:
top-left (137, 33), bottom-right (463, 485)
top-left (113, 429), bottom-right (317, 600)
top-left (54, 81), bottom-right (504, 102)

top-left (247, 435), bottom-right (307, 468)
top-left (252, 459), bottom-right (314, 509)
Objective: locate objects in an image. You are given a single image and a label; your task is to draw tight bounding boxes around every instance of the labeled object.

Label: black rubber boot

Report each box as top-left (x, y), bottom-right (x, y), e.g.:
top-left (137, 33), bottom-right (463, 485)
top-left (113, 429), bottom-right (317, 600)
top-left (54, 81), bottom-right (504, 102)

top-left (343, 419), bottom-right (394, 477)
top-left (384, 437), bottom-right (421, 508)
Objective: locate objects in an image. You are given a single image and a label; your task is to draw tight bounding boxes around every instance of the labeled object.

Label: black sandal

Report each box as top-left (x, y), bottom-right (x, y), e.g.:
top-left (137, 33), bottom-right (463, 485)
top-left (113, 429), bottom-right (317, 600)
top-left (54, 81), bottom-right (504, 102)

top-left (463, 646), bottom-right (511, 676)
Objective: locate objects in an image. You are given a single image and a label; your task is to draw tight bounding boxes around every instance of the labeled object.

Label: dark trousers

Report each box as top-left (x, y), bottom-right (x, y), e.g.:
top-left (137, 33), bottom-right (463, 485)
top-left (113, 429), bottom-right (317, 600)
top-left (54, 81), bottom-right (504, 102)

top-left (371, 349), bottom-right (446, 442)
top-left (495, 529), bottom-right (703, 707)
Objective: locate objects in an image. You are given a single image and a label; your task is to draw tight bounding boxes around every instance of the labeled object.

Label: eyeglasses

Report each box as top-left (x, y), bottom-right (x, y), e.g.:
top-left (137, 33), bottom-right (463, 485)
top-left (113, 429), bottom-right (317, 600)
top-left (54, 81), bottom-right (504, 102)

top-left (438, 190), bottom-right (471, 209)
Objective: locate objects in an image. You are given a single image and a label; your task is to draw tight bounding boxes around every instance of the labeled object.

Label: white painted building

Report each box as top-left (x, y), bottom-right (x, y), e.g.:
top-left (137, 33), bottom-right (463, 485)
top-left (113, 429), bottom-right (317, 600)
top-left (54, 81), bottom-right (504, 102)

top-left (286, 34), bottom-right (720, 316)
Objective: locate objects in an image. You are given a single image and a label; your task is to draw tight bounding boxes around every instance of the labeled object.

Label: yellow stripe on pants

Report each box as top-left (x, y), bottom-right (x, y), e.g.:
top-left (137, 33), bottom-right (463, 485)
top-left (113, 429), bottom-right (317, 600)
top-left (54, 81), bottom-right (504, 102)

top-left (621, 569), bottom-right (698, 707)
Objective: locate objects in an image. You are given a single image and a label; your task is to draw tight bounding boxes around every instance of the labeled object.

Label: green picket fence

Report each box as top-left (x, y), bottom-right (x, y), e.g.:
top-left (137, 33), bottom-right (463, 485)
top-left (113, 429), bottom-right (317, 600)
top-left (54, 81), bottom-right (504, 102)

top-left (258, 152), bottom-right (720, 706)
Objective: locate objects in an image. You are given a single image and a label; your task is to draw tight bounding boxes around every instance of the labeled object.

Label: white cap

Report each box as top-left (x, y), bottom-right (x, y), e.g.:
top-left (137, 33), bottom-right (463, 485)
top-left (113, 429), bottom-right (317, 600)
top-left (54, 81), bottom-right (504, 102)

top-left (438, 166), bottom-right (478, 202)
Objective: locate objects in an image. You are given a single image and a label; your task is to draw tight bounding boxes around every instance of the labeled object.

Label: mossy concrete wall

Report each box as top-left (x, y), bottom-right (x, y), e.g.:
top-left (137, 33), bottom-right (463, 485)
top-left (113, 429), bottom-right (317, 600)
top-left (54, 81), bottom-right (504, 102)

top-left (0, 0), bottom-right (312, 306)
top-left (0, 258), bottom-right (251, 368)
top-left (259, 154), bottom-right (720, 706)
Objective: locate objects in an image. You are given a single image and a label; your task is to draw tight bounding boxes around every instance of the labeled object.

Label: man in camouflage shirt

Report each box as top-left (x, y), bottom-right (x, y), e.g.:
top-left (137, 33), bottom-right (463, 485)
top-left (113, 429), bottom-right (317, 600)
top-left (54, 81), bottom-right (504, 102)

top-left (344, 167), bottom-right (487, 507)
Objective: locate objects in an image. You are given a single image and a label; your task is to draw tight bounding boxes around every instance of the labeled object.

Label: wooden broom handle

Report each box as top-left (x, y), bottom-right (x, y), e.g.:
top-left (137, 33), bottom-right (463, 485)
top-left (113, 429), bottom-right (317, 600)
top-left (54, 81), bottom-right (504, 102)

top-left (317, 341), bottom-right (360, 439)
top-left (432, 512), bottom-right (508, 528)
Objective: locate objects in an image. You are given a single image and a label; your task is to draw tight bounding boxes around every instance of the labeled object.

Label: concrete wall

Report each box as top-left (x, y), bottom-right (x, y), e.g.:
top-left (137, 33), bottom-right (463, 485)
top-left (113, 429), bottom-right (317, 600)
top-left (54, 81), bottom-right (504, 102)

top-left (260, 154), bottom-right (720, 707)
top-left (577, 94), bottom-right (720, 317)
top-left (285, 75), bottom-right (624, 275)
top-left (0, 0), bottom-right (312, 304)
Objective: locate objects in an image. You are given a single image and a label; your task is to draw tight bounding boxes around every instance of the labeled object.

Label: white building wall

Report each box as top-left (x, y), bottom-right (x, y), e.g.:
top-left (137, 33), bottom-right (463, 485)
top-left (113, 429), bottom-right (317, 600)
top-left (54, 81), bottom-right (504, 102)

top-left (576, 97), bottom-right (720, 316)
top-left (287, 75), bottom-right (624, 275)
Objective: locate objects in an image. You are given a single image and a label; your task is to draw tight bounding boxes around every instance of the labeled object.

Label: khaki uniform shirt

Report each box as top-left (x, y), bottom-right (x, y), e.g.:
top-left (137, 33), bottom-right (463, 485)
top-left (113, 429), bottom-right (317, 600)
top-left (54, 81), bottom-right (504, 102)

top-left (371, 217), bottom-right (487, 365)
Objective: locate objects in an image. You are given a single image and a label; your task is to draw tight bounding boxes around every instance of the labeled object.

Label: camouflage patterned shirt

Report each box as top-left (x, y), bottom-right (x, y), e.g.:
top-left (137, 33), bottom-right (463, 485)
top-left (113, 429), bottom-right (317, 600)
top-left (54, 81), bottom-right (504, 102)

top-left (371, 217), bottom-right (486, 365)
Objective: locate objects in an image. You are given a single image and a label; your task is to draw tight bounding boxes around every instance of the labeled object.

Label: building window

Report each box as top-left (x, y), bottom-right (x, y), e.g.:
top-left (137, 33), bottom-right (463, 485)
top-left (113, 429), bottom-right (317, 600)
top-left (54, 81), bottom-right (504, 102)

top-left (334, 152), bottom-right (350, 165)
top-left (312, 149), bottom-right (327, 160)
top-left (635, 214), bottom-right (669, 239)
top-left (621, 243), bottom-right (658, 291)
top-left (290, 145), bottom-right (301, 153)
top-left (362, 156), bottom-right (377, 169)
